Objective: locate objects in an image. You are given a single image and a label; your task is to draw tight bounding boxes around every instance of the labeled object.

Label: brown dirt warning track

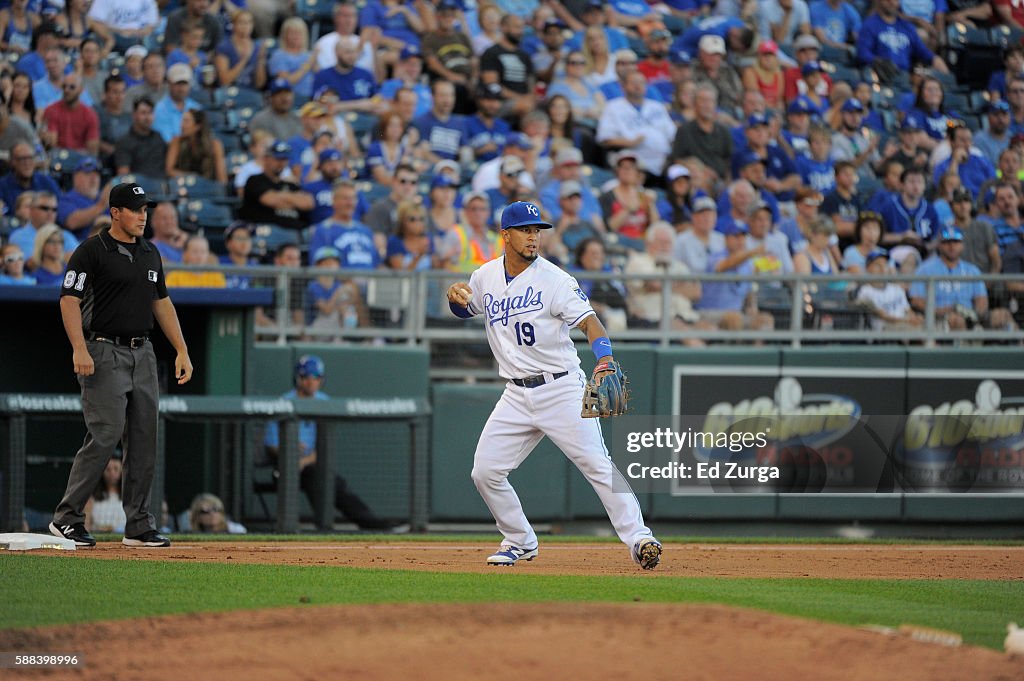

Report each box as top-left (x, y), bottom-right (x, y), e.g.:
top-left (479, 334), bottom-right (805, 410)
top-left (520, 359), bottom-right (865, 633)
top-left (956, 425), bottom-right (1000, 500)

top-left (3, 542), bottom-right (1022, 681)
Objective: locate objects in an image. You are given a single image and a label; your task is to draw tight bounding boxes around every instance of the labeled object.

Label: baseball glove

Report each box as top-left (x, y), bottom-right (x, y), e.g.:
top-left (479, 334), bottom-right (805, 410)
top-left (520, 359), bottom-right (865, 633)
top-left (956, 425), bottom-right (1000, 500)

top-left (581, 360), bottom-right (629, 418)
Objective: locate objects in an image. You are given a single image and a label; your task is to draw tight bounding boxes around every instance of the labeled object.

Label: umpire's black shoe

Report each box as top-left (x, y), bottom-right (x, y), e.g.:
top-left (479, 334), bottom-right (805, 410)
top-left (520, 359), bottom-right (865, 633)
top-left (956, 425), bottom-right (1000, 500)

top-left (49, 521), bottom-right (96, 547)
top-left (122, 530), bottom-right (171, 547)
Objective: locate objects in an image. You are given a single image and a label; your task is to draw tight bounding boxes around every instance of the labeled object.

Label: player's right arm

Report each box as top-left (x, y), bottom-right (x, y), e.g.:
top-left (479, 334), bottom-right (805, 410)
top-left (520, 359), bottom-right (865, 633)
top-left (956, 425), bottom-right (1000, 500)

top-left (446, 280), bottom-right (475, 319)
top-left (59, 246), bottom-right (94, 376)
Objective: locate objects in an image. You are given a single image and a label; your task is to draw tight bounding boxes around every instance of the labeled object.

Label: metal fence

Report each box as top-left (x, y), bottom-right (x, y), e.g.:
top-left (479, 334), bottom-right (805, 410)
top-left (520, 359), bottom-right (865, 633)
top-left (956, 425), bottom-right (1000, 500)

top-left (165, 264), bottom-right (1024, 375)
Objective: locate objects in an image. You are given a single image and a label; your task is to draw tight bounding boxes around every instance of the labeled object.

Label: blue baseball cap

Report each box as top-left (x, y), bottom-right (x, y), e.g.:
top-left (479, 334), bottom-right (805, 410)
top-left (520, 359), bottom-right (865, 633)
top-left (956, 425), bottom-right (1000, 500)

top-left (400, 44), bottom-right (422, 61)
top-left (939, 227), bottom-right (964, 242)
top-left (801, 60), bottom-right (824, 76)
top-left (900, 116), bottom-right (922, 132)
top-left (865, 248), bottom-right (889, 266)
top-left (719, 219), bottom-right (749, 237)
top-left (788, 96), bottom-right (814, 115)
top-left (431, 174), bottom-right (455, 189)
top-left (295, 354), bottom-right (325, 379)
top-left (746, 112), bottom-right (770, 127)
top-left (509, 132), bottom-right (533, 150)
top-left (737, 149), bottom-right (766, 168)
top-left (841, 98), bottom-right (865, 113)
top-left (989, 99), bottom-right (1011, 113)
top-left (74, 156), bottom-right (100, 172)
top-left (437, 0), bottom-right (460, 10)
top-left (500, 201), bottom-right (553, 230)
top-left (269, 78), bottom-right (292, 94)
top-left (318, 148), bottom-right (342, 164)
top-left (670, 48), bottom-right (692, 65)
top-left (268, 140), bottom-right (292, 159)
top-left (312, 246), bottom-right (341, 263)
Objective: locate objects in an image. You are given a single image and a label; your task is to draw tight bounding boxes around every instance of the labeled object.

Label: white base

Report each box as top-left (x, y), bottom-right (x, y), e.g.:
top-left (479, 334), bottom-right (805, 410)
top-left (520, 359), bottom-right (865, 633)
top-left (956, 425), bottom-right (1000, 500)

top-left (0, 532), bottom-right (77, 551)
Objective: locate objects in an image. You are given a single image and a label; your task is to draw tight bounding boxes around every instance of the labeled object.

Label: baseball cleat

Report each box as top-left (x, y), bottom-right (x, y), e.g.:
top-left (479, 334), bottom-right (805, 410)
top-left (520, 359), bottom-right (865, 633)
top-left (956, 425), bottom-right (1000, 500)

top-left (487, 544), bottom-right (538, 566)
top-left (122, 530), bottom-right (171, 547)
top-left (50, 521), bottom-right (96, 547)
top-left (633, 538), bottom-right (662, 570)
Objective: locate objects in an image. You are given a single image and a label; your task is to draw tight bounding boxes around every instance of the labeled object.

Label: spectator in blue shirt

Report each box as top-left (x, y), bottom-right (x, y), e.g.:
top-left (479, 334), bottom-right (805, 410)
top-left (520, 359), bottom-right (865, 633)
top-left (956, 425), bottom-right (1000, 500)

top-left (0, 243), bottom-right (36, 285)
top-left (0, 143), bottom-right (60, 217)
top-left (308, 181), bottom-right (380, 270)
top-left (564, 0), bottom-right (629, 53)
top-left (909, 227), bottom-right (1016, 330)
top-left (810, 0), bottom-right (861, 54)
top-left (465, 82), bottom-right (510, 163)
top-left (990, 182), bottom-right (1024, 254)
top-left (153, 63), bottom-right (201, 143)
top-left (14, 22), bottom-right (59, 82)
top-left (413, 79), bottom-right (467, 162)
top-left (379, 45), bottom-right (432, 119)
top-left (974, 101), bottom-right (1013, 168)
top-left (857, 0), bottom-right (948, 77)
top-left (697, 220), bottom-right (775, 332)
top-left (987, 45), bottom-right (1024, 103)
top-left (302, 149), bottom-right (347, 225)
top-left (722, 150), bottom-right (782, 222)
top-left (899, 0), bottom-right (947, 52)
top-left (56, 157), bottom-right (110, 240)
top-left (933, 123), bottom-right (997, 199)
top-left (218, 222), bottom-right (259, 289)
top-left (213, 10), bottom-right (267, 91)
top-left (796, 125), bottom-right (837, 195)
top-left (904, 75), bottom-right (955, 149)
top-left (877, 166), bottom-right (940, 253)
top-left (313, 35), bottom-right (380, 115)
top-left (671, 15), bottom-right (752, 59)
top-left (360, 0), bottom-right (425, 51)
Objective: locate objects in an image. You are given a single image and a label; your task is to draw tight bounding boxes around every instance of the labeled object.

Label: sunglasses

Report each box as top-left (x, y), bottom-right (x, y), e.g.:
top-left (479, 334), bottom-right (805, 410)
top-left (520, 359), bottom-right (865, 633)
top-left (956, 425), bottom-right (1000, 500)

top-left (407, 215), bottom-right (425, 222)
top-left (35, 205), bottom-right (58, 212)
top-left (4, 254), bottom-right (23, 263)
top-left (198, 507), bottom-right (222, 514)
top-left (567, 59), bottom-right (585, 65)
top-left (397, 178), bottom-right (417, 185)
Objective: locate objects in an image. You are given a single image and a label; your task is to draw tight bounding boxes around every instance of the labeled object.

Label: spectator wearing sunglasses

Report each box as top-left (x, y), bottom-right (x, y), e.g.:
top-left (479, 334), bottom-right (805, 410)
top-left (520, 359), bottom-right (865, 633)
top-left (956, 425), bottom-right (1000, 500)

top-left (187, 493), bottom-right (246, 534)
top-left (8, 191), bottom-right (78, 268)
top-left (0, 242), bottom-right (36, 285)
top-left (0, 142), bottom-right (61, 213)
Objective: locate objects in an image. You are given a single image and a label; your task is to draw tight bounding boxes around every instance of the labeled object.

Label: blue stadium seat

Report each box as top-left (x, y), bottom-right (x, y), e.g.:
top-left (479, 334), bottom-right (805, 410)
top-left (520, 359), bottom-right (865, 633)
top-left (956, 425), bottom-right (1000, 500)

top-left (947, 23), bottom-right (992, 48)
top-left (169, 174), bottom-right (227, 200)
top-left (49, 148), bottom-right (86, 178)
top-left (218, 86), bottom-right (264, 110)
top-left (215, 130), bottom-right (245, 154)
top-left (944, 92), bottom-right (970, 115)
top-left (828, 64), bottom-right (860, 86)
top-left (296, 0), bottom-right (336, 40)
top-left (252, 223), bottom-right (300, 257)
top-left (179, 199), bottom-right (235, 231)
top-left (359, 181), bottom-right (391, 206)
top-left (990, 24), bottom-right (1024, 50)
top-left (820, 45), bottom-right (856, 67)
top-left (583, 164), bottom-right (614, 190)
top-left (226, 151), bottom-right (252, 179)
top-left (113, 174), bottom-right (168, 198)
top-left (190, 88), bottom-right (218, 110)
top-left (227, 107), bottom-right (258, 130)
top-left (969, 90), bottom-right (991, 113)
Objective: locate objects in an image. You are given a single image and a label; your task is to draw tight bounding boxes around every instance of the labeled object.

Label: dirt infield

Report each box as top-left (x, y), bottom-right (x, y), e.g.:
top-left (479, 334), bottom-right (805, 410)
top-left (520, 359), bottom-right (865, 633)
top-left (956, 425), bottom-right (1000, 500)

top-left (5, 542), bottom-right (1022, 680)
top-left (63, 541), bottom-right (1024, 579)
top-left (5, 602), bottom-right (1022, 681)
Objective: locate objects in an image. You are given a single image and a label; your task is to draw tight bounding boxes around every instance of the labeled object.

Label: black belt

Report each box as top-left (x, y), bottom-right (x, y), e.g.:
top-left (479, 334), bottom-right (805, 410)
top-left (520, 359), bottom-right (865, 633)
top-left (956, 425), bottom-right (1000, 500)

top-left (511, 371), bottom-right (568, 388)
top-left (88, 332), bottom-right (149, 349)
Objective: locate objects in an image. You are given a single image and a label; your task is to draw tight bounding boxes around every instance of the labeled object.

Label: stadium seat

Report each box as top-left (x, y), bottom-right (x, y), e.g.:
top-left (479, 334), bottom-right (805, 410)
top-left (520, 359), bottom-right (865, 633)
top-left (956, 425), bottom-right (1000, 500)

top-left (296, 0), bottom-right (336, 40)
top-left (969, 90), bottom-right (990, 113)
top-left (190, 88), bottom-right (218, 110)
top-left (113, 174), bottom-right (168, 199)
top-left (216, 130), bottom-right (245, 154)
top-left (48, 148), bottom-right (86, 184)
top-left (226, 151), bottom-right (252, 179)
top-left (179, 199), bottom-right (235, 231)
top-left (583, 164), bottom-right (615, 190)
top-left (828, 64), bottom-right (860, 87)
top-left (169, 174), bottom-right (227, 200)
top-left (252, 223), bottom-right (300, 257)
top-left (218, 86), bottom-right (264, 110)
top-left (820, 45), bottom-right (856, 67)
top-left (990, 24), bottom-right (1024, 50)
top-left (205, 110), bottom-right (229, 129)
top-left (947, 22), bottom-right (991, 48)
top-left (944, 92), bottom-right (970, 115)
top-left (228, 107), bottom-right (258, 131)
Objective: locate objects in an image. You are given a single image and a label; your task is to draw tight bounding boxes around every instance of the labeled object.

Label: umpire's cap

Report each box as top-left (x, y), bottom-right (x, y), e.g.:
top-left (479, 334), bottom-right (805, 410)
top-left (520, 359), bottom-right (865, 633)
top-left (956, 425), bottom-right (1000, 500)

top-left (500, 201), bottom-right (552, 230)
top-left (109, 182), bottom-right (153, 211)
top-left (295, 355), bottom-right (325, 379)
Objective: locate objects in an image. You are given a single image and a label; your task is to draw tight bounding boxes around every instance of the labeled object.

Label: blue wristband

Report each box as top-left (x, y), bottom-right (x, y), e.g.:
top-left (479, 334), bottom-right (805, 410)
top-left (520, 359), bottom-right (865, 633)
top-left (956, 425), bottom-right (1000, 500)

top-left (591, 336), bottom-right (612, 361)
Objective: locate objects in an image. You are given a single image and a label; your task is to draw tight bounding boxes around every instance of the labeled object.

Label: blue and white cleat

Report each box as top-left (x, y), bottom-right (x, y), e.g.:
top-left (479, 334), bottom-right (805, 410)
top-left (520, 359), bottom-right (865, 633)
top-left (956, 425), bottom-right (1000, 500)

top-left (633, 537), bottom-right (662, 570)
top-left (487, 544), bottom-right (539, 566)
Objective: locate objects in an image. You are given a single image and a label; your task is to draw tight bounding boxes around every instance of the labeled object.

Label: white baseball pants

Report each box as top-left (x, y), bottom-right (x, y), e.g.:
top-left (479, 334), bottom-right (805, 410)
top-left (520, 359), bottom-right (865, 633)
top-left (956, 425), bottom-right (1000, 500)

top-left (471, 369), bottom-right (652, 550)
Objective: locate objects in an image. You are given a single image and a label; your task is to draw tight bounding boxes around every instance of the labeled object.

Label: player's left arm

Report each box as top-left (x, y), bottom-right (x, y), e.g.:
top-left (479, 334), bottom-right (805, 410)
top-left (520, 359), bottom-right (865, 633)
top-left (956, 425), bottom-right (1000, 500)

top-left (153, 296), bottom-right (194, 385)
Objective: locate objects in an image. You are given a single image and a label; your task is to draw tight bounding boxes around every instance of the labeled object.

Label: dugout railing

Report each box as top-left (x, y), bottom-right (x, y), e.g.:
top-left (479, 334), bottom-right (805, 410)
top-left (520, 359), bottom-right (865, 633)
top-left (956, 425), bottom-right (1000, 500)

top-left (0, 394), bottom-right (430, 534)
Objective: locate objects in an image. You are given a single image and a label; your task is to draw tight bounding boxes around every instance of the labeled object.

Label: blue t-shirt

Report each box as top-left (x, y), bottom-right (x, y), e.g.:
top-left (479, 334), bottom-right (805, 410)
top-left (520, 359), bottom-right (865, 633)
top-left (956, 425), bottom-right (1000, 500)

top-left (15, 51), bottom-right (45, 81)
top-left (464, 114), bottom-right (511, 163)
top-left (856, 14), bottom-right (934, 71)
top-left (796, 156), bottom-right (837, 194)
top-left (263, 389), bottom-right (329, 452)
top-left (385, 235), bottom-right (432, 270)
top-left (809, 0), bottom-right (862, 44)
top-left (933, 152), bottom-right (996, 198)
top-left (359, 1), bottom-right (421, 48)
top-left (380, 78), bottom-right (431, 116)
top-left (908, 256), bottom-right (985, 307)
top-left (32, 267), bottom-right (64, 286)
top-left (877, 193), bottom-right (940, 239)
top-left (308, 220), bottom-right (380, 268)
top-left (362, 140), bottom-right (410, 180)
top-left (901, 0), bottom-right (947, 21)
top-left (302, 178), bottom-right (339, 224)
top-left (56, 189), bottom-right (97, 238)
top-left (731, 146), bottom-right (797, 201)
top-left (698, 250), bottom-right (753, 311)
top-left (413, 111), bottom-right (467, 160)
top-left (717, 188), bottom-right (781, 224)
top-left (672, 16), bottom-right (747, 58)
top-left (268, 49), bottom-right (314, 99)
top-left (904, 107), bottom-right (954, 141)
top-left (565, 26), bottom-right (629, 52)
top-left (154, 240), bottom-right (183, 263)
top-left (609, 0), bottom-right (652, 17)
top-left (0, 273), bottom-right (36, 285)
top-left (215, 37), bottom-right (261, 89)
top-left (312, 65), bottom-right (377, 102)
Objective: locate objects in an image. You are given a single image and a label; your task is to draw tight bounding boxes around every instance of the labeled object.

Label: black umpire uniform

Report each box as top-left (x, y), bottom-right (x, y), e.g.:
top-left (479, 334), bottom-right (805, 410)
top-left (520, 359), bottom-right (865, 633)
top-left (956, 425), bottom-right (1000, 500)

top-left (50, 182), bottom-right (193, 548)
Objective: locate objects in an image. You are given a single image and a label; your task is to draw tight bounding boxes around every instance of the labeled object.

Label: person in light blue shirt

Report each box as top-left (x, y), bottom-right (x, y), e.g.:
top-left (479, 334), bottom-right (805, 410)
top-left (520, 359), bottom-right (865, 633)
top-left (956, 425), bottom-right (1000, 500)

top-left (0, 243), bottom-right (36, 285)
top-left (908, 227), bottom-right (1016, 330)
top-left (809, 0), bottom-right (861, 48)
top-left (307, 181), bottom-right (380, 269)
top-left (152, 63), bottom-right (201, 142)
top-left (564, 1), bottom-right (629, 52)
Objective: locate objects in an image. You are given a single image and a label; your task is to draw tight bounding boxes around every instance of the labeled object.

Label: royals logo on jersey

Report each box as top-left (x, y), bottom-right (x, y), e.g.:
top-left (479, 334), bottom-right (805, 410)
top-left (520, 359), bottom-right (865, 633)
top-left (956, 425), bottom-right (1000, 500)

top-left (575, 287), bottom-right (588, 302)
top-left (483, 286), bottom-right (544, 326)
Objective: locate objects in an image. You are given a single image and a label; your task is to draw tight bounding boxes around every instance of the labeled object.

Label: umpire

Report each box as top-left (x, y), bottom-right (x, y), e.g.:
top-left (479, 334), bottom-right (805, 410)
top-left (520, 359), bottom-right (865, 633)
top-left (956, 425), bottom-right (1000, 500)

top-left (49, 182), bottom-right (193, 548)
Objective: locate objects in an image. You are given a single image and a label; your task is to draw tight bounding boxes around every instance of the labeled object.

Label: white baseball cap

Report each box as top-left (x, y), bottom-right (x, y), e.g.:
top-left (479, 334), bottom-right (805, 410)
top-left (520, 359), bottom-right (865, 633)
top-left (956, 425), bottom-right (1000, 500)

top-left (667, 164), bottom-right (691, 181)
top-left (698, 34), bottom-right (727, 55)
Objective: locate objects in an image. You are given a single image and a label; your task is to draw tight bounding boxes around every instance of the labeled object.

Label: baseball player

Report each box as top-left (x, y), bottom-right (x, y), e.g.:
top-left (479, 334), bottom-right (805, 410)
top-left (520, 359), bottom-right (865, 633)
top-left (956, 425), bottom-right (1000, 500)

top-left (446, 201), bottom-right (662, 569)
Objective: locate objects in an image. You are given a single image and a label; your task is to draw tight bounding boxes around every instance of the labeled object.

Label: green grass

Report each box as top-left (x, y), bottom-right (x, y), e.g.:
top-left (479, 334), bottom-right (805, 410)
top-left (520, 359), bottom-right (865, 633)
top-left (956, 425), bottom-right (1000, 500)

top-left (3, 555), bottom-right (1021, 650)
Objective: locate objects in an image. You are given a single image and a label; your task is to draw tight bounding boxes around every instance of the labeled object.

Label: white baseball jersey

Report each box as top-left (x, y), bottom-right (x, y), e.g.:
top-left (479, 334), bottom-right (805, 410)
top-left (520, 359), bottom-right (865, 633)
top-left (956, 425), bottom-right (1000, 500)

top-left (464, 256), bottom-right (595, 380)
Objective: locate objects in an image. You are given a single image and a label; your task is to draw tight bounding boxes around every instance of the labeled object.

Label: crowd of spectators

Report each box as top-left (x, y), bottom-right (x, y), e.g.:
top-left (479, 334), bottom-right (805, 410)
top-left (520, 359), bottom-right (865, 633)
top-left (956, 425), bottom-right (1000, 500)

top-left (0, 0), bottom-right (1023, 337)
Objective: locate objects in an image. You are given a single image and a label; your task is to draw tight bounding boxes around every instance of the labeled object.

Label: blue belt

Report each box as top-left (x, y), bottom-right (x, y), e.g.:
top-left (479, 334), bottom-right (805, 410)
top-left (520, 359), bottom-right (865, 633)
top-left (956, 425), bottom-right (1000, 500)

top-left (511, 371), bottom-right (568, 388)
